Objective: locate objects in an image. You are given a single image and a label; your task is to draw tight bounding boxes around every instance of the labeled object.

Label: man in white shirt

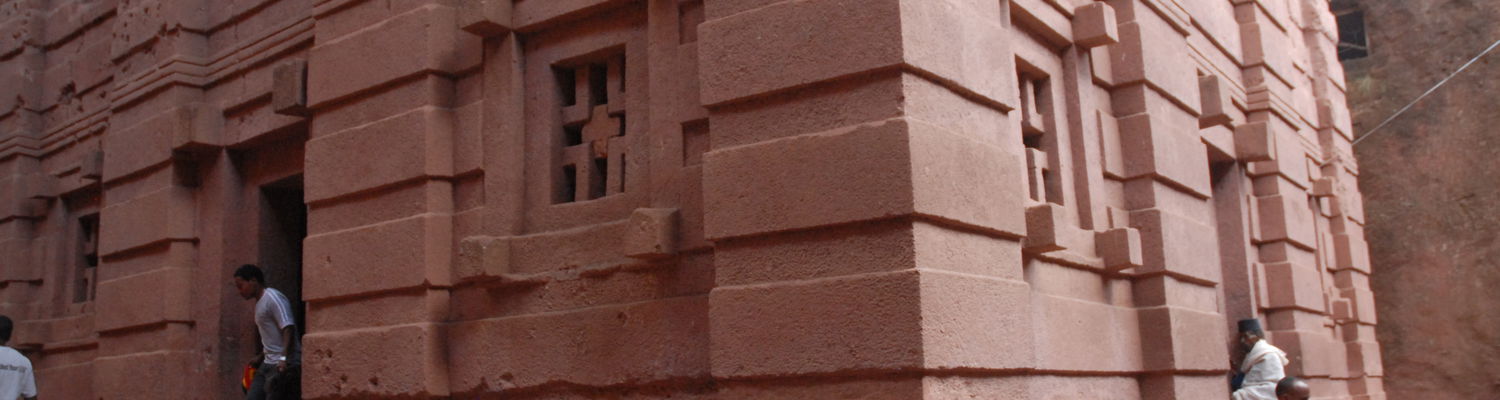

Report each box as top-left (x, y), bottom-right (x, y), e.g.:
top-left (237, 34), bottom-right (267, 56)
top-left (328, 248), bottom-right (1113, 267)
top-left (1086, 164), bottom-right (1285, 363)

top-left (234, 264), bottom-right (299, 400)
top-left (0, 316), bottom-right (37, 400)
top-left (1232, 318), bottom-right (1289, 400)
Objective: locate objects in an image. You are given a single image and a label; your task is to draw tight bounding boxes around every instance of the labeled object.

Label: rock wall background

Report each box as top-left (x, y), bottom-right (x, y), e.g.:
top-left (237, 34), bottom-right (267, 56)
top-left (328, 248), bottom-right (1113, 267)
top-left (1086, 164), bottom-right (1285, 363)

top-left (1341, 0), bottom-right (1500, 399)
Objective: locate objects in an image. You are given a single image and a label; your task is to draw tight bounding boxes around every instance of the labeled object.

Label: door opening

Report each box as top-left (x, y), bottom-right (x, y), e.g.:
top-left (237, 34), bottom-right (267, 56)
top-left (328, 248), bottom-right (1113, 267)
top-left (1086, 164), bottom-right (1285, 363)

top-left (258, 175), bottom-right (307, 334)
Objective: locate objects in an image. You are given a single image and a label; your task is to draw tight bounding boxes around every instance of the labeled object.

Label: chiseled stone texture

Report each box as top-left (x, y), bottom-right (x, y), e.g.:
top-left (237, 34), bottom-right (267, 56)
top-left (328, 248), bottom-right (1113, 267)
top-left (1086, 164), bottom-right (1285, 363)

top-left (0, 0), bottom-right (1380, 398)
top-left (1342, 1), bottom-right (1500, 399)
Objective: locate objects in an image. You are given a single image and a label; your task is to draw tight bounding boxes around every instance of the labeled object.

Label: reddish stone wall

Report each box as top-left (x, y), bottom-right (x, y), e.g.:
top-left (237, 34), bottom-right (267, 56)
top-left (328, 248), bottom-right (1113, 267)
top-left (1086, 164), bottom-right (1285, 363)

top-left (0, 0), bottom-right (1382, 398)
top-left (1341, 1), bottom-right (1500, 399)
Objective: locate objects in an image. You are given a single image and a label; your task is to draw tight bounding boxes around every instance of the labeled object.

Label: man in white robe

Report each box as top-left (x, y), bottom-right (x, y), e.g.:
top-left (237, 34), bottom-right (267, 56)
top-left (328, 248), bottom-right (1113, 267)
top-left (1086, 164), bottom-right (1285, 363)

top-left (1232, 318), bottom-right (1288, 400)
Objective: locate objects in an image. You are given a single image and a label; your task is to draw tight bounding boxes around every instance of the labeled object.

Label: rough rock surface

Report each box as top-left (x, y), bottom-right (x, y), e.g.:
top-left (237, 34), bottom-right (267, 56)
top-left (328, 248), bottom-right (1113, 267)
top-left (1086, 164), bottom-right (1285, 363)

top-left (1345, 0), bottom-right (1500, 398)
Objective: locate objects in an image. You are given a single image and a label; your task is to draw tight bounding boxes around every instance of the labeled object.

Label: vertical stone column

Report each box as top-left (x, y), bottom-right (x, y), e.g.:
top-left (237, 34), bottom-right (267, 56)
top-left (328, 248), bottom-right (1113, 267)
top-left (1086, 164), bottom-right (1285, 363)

top-left (0, 156), bottom-right (46, 304)
top-left (700, 0), bottom-right (1037, 397)
top-left (0, 0), bottom-right (49, 323)
top-left (300, 0), bottom-right (477, 397)
top-left (0, 1), bottom-right (112, 398)
top-left (1104, 1), bottom-right (1229, 398)
top-left (88, 0), bottom-right (220, 396)
top-left (1298, 0), bottom-right (1384, 397)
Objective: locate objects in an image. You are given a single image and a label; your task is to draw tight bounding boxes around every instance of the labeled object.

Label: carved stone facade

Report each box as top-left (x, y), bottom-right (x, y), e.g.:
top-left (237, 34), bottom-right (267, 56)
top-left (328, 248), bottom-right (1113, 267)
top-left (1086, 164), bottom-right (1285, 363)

top-left (0, 0), bottom-right (1381, 398)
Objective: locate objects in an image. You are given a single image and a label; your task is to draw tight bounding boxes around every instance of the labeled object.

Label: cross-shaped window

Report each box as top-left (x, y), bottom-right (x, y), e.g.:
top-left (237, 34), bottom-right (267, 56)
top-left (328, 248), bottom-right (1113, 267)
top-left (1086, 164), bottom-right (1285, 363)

top-left (555, 54), bottom-right (627, 203)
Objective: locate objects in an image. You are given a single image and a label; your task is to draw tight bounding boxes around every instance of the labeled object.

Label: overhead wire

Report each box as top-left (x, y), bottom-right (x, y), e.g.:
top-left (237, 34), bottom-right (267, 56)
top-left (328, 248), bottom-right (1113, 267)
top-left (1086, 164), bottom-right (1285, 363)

top-left (1352, 37), bottom-right (1500, 146)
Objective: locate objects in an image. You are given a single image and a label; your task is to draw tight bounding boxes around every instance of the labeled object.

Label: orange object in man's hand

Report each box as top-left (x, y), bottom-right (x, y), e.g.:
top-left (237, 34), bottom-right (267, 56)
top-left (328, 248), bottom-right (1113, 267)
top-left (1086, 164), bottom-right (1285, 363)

top-left (241, 364), bottom-right (256, 393)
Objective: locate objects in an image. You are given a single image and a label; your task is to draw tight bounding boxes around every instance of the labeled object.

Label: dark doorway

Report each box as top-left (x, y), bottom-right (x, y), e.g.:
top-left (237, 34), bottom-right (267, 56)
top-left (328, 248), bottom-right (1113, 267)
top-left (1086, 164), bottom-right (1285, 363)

top-left (258, 175), bottom-right (307, 334)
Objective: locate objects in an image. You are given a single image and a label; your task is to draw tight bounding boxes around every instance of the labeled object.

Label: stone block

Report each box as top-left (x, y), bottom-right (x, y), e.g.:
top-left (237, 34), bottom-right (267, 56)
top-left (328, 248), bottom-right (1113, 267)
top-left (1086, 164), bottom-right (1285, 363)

top-left (12, 320), bottom-right (45, 347)
top-left (1256, 194), bottom-right (1317, 248)
top-left (308, 290), bottom-right (448, 332)
top-left (108, 0), bottom-right (167, 60)
top-left (304, 323), bottom-right (450, 398)
top-left (1091, 46), bottom-right (1115, 87)
top-left (38, 362), bottom-right (92, 400)
top-left (1199, 75), bottom-right (1234, 128)
top-left (1348, 376), bottom-right (1385, 395)
top-left (1072, 2), bottom-right (1119, 48)
top-left (1098, 110), bottom-right (1126, 178)
top-left (1318, 98), bottom-right (1354, 138)
top-left (1131, 209), bottom-right (1220, 282)
top-left (1312, 176), bottom-right (1336, 197)
top-left (506, 221), bottom-right (626, 275)
top-left (1025, 148), bottom-right (1047, 201)
top-left (1201, 124), bottom-right (1235, 161)
top-left (1096, 227), bottom-right (1143, 271)
top-left (1023, 203), bottom-right (1069, 253)
top-left (91, 351), bottom-right (197, 399)
top-left (1240, 15), bottom-right (1296, 84)
top-left (1334, 230), bottom-right (1372, 273)
top-left (0, 240), bottom-right (37, 282)
top-left (1117, 113), bottom-right (1211, 196)
top-left (1111, 16), bottom-right (1200, 114)
top-left (1330, 191), bottom-right (1366, 224)
top-left (920, 271), bottom-right (1034, 370)
top-left (710, 72), bottom-right (904, 149)
top-left (898, 0), bottom-right (1016, 109)
top-left (903, 73), bottom-right (1010, 144)
top-left (1011, 0), bottom-right (1073, 46)
top-left (457, 0), bottom-right (512, 37)
top-left (1132, 275), bottom-right (1220, 312)
top-left (98, 186), bottom-right (195, 256)
top-left (453, 235), bottom-right (542, 286)
top-left (1235, 120), bottom-right (1277, 162)
top-left (102, 113), bottom-right (175, 182)
top-left (1338, 269), bottom-right (1374, 292)
top-left (1340, 287), bottom-right (1378, 325)
top-left (714, 220), bottom-right (917, 286)
top-left (308, 5), bottom-right (480, 107)
top-left (720, 376), bottom-right (923, 399)
top-left (908, 121), bottom-right (1028, 235)
top-left (305, 107), bottom-right (454, 203)
top-left (94, 267), bottom-right (192, 332)
top-left (20, 173), bottom-right (55, 200)
top-left (81, 149), bottom-right (103, 180)
top-left (623, 208), bottom-right (679, 260)
top-left (304, 214), bottom-right (452, 301)
top-left (1032, 294), bottom-right (1141, 372)
top-left (1327, 334), bottom-right (1352, 379)
top-left (913, 222), bottom-right (1025, 280)
top-left (1263, 262), bottom-right (1323, 311)
top-left (446, 297), bottom-right (708, 392)
top-left (699, 0), bottom-right (902, 106)
top-left (306, 181), bottom-right (435, 235)
top-left (1346, 341), bottom-right (1383, 377)
top-left (1249, 131), bottom-right (1311, 187)
top-left (704, 119), bottom-right (914, 240)
top-left (1331, 298), bottom-right (1353, 322)
top-left (0, 20), bottom-right (29, 59)
top-left (1137, 306), bottom-right (1226, 372)
top-left (272, 59), bottom-right (309, 116)
top-left (1138, 374), bottom-right (1230, 400)
top-left (1269, 330), bottom-right (1332, 377)
top-left (72, 39), bottom-right (112, 93)
top-left (710, 270), bottom-right (922, 377)
top-left (168, 103), bottom-right (225, 153)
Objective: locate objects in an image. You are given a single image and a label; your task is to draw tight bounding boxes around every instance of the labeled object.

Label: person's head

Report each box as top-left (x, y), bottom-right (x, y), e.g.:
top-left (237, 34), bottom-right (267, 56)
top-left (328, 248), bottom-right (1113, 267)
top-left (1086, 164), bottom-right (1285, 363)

top-left (0, 315), bottom-right (12, 345)
top-left (233, 264), bottom-right (266, 300)
top-left (1276, 376), bottom-right (1311, 400)
top-left (1238, 318), bottom-right (1264, 349)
